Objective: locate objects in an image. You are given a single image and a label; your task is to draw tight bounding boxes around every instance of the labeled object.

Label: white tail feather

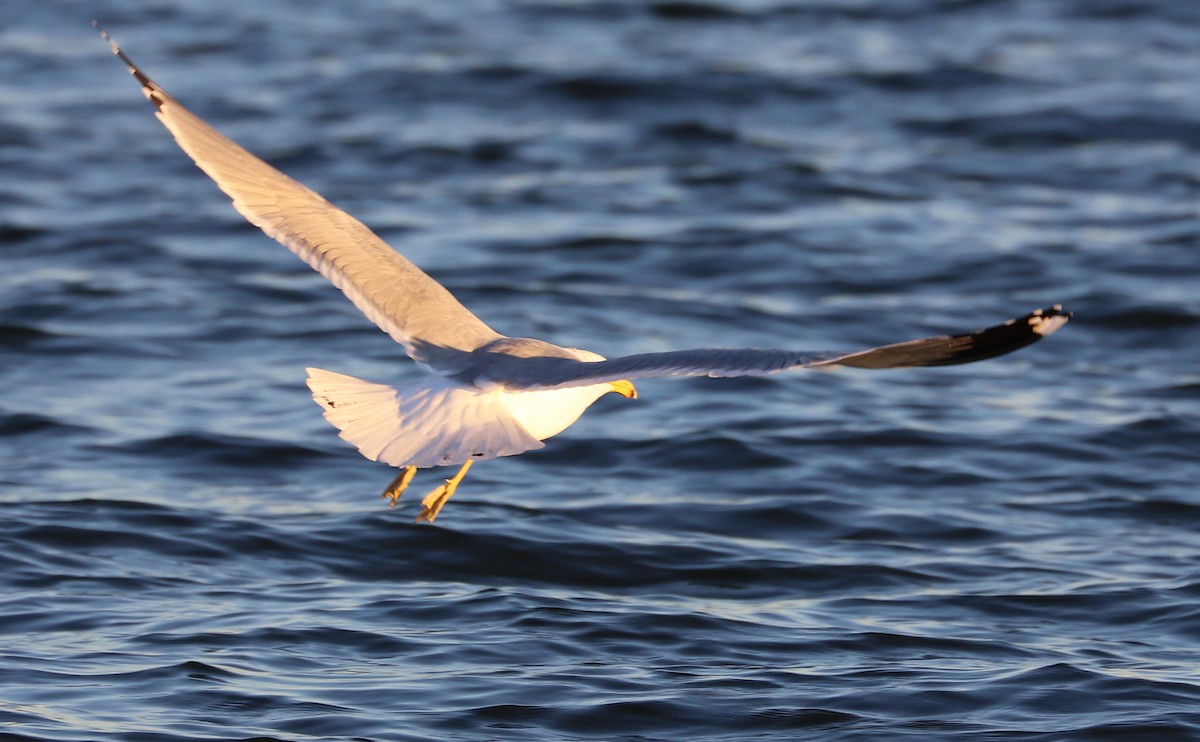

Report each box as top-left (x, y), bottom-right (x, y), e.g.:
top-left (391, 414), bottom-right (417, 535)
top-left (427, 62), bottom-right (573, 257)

top-left (305, 368), bottom-right (543, 468)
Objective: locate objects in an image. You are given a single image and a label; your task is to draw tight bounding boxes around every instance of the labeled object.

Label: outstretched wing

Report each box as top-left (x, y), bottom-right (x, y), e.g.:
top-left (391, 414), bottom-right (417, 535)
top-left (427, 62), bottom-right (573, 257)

top-left (483, 306), bottom-right (1071, 390)
top-left (98, 24), bottom-right (502, 375)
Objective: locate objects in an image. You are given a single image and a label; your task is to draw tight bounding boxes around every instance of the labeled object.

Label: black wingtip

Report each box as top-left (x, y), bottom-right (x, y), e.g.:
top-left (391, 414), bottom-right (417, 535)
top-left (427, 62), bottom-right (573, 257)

top-left (1014, 304), bottom-right (1072, 338)
top-left (928, 304), bottom-right (1071, 366)
top-left (837, 305), bottom-right (1071, 370)
top-left (94, 19), bottom-right (160, 103)
top-left (93, 19), bottom-right (124, 62)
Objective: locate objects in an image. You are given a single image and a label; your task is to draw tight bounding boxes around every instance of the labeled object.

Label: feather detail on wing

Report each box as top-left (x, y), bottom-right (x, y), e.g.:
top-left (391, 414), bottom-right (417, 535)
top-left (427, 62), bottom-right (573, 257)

top-left (98, 25), bottom-right (501, 376)
top-left (482, 306), bottom-right (1071, 391)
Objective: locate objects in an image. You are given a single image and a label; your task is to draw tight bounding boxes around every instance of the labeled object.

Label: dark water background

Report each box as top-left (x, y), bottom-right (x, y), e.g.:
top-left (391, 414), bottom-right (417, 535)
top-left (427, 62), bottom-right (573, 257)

top-left (3, 1), bottom-right (1199, 740)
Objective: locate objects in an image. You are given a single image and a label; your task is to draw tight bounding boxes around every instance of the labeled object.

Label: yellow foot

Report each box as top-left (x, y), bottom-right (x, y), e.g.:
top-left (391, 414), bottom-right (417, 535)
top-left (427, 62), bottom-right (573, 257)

top-left (413, 460), bottom-right (473, 524)
top-left (381, 465), bottom-right (417, 509)
top-left (414, 483), bottom-right (453, 524)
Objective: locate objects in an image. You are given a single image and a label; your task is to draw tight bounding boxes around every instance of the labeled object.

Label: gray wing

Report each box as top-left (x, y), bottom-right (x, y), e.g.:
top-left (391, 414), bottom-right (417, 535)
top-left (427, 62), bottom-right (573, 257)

top-left (99, 25), bottom-right (502, 375)
top-left (483, 306), bottom-right (1071, 390)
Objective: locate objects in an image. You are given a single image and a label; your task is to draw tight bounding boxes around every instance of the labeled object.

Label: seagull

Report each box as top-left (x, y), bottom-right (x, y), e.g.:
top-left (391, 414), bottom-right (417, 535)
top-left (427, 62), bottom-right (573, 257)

top-left (97, 24), bottom-right (1070, 523)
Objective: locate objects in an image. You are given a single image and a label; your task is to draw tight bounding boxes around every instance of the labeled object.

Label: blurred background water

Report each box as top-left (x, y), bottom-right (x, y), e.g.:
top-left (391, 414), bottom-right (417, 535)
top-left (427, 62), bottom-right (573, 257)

top-left (2, 1), bottom-right (1199, 740)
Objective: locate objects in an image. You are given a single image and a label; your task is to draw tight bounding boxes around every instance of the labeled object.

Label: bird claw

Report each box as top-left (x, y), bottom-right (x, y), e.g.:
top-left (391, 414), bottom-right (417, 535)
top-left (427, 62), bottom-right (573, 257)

top-left (413, 461), bottom-right (473, 523)
top-left (381, 466), bottom-right (417, 509)
top-left (414, 481), bottom-right (452, 524)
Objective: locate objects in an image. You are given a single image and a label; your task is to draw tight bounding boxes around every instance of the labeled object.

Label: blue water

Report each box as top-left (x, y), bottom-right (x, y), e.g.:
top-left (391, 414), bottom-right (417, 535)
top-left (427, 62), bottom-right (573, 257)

top-left (3, 1), bottom-right (1199, 740)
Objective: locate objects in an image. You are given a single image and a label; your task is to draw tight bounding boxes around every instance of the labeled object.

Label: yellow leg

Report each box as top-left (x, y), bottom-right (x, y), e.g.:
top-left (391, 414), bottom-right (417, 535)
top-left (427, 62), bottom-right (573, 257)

top-left (381, 465), bottom-right (417, 509)
top-left (415, 460), bottom-right (474, 524)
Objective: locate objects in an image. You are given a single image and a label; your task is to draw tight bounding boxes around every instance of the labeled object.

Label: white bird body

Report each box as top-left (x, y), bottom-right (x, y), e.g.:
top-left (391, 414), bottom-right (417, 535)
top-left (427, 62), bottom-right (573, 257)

top-left (307, 367), bottom-right (614, 467)
top-left (499, 384), bottom-right (617, 443)
top-left (98, 24), bottom-right (1070, 523)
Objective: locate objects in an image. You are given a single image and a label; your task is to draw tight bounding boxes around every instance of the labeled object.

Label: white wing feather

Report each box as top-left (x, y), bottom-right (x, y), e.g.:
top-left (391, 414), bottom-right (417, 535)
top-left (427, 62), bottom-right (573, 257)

top-left (100, 28), bottom-right (501, 375)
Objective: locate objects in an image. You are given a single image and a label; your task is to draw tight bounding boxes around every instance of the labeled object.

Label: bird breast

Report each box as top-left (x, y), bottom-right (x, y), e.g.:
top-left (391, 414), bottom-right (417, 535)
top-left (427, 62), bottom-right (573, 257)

top-left (498, 383), bottom-right (613, 442)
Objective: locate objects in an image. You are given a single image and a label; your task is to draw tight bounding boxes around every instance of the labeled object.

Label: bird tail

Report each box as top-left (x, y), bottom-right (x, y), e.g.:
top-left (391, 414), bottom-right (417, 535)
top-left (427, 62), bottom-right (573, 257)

top-left (305, 367), bottom-right (543, 468)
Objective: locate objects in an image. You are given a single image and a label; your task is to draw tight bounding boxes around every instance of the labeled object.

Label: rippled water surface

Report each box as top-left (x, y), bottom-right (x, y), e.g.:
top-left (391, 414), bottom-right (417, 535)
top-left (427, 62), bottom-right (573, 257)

top-left (3, 1), bottom-right (1199, 740)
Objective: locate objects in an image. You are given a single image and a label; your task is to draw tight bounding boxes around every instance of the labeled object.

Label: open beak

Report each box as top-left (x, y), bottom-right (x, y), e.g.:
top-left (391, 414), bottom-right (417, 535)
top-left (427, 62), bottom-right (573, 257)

top-left (609, 379), bottom-right (638, 399)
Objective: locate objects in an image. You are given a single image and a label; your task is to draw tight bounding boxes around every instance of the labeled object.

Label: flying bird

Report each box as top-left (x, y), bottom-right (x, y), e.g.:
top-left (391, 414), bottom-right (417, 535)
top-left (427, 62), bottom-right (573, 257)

top-left (97, 24), bottom-right (1070, 523)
